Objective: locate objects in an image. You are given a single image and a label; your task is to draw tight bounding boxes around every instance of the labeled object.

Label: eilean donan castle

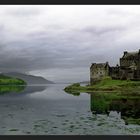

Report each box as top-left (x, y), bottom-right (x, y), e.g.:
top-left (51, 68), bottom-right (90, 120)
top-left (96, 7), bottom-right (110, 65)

top-left (90, 50), bottom-right (140, 85)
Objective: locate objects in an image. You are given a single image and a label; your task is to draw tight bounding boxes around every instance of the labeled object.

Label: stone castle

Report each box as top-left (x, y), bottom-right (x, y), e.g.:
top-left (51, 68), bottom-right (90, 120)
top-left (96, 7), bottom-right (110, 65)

top-left (90, 49), bottom-right (140, 85)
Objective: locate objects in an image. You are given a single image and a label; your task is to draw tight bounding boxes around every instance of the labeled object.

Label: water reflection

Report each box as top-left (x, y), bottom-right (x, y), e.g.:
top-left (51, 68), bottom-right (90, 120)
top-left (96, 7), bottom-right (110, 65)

top-left (66, 91), bottom-right (80, 96)
top-left (90, 92), bottom-right (140, 125)
top-left (0, 85), bottom-right (47, 96)
top-left (20, 85), bottom-right (47, 95)
top-left (64, 90), bottom-right (140, 125)
top-left (0, 85), bottom-right (25, 95)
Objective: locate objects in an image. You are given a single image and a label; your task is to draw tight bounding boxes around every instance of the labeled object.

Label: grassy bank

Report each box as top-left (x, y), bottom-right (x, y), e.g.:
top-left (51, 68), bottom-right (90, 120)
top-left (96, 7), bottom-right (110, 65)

top-left (64, 77), bottom-right (140, 93)
top-left (0, 74), bottom-right (26, 85)
top-left (64, 77), bottom-right (140, 125)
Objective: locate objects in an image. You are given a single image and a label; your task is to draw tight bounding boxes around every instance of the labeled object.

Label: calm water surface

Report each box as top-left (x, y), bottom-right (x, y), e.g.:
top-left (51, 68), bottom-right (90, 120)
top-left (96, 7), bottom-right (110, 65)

top-left (0, 84), bottom-right (140, 135)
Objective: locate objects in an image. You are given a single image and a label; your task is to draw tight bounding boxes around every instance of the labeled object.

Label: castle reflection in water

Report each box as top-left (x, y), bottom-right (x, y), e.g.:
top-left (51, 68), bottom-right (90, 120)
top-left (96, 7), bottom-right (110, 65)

top-left (90, 92), bottom-right (140, 125)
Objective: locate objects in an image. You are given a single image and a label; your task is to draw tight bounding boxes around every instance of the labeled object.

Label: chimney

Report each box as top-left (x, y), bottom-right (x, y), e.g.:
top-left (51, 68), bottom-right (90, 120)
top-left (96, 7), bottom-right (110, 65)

top-left (124, 51), bottom-right (127, 55)
top-left (106, 62), bottom-right (109, 65)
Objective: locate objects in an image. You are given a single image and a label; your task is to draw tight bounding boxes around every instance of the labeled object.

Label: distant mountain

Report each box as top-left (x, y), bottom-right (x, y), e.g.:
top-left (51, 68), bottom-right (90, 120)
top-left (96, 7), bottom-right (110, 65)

top-left (3, 72), bottom-right (54, 85)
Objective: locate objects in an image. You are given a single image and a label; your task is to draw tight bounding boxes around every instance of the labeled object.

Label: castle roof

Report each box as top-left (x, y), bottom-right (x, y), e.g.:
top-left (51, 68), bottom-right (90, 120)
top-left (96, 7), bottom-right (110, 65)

top-left (122, 50), bottom-right (140, 59)
top-left (90, 62), bottom-right (109, 69)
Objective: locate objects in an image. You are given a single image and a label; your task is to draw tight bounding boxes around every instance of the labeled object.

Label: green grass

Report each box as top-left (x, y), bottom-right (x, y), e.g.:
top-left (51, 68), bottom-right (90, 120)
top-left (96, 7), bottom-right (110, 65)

top-left (91, 76), bottom-right (140, 89)
top-left (0, 74), bottom-right (26, 94)
top-left (0, 74), bottom-right (26, 85)
top-left (64, 76), bottom-right (140, 93)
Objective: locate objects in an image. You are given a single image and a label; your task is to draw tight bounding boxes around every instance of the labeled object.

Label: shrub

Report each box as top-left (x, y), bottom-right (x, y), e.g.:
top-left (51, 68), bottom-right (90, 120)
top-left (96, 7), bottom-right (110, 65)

top-left (72, 83), bottom-right (80, 87)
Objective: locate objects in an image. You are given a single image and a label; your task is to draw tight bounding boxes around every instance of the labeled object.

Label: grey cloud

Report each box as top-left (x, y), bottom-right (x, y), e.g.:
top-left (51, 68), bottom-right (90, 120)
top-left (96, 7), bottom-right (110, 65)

top-left (81, 26), bottom-right (126, 36)
top-left (106, 8), bottom-right (130, 16)
top-left (0, 5), bottom-right (140, 82)
top-left (0, 24), bottom-right (132, 73)
top-left (5, 7), bottom-right (41, 17)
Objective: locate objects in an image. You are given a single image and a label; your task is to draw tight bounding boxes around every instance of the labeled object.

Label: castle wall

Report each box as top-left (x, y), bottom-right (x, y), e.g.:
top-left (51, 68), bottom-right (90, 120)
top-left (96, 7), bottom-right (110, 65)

top-left (90, 64), bottom-right (109, 85)
top-left (120, 58), bottom-right (135, 68)
top-left (134, 70), bottom-right (140, 79)
top-left (90, 50), bottom-right (140, 82)
top-left (109, 67), bottom-right (120, 79)
top-left (136, 62), bottom-right (140, 70)
top-left (119, 68), bottom-right (134, 80)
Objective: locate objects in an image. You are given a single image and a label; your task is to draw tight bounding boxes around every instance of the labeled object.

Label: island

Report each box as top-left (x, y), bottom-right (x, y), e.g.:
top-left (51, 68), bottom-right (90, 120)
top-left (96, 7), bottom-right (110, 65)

top-left (64, 76), bottom-right (140, 93)
top-left (3, 72), bottom-right (54, 85)
top-left (64, 49), bottom-right (140, 93)
top-left (0, 74), bottom-right (26, 94)
top-left (64, 50), bottom-right (140, 125)
top-left (0, 74), bottom-right (26, 85)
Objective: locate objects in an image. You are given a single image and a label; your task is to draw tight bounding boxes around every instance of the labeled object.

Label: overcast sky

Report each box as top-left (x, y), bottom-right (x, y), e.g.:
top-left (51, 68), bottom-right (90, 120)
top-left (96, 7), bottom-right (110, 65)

top-left (0, 5), bottom-right (140, 82)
